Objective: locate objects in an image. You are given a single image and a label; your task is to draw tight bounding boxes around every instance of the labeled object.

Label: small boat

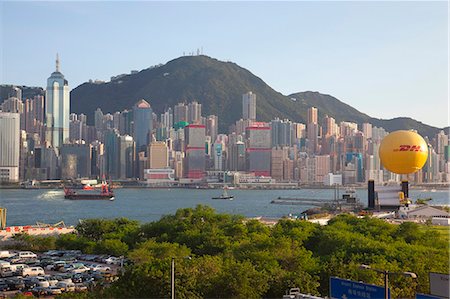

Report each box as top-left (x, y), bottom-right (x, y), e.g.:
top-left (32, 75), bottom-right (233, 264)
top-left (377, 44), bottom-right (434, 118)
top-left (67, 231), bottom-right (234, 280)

top-left (212, 186), bottom-right (234, 200)
top-left (64, 180), bottom-right (114, 200)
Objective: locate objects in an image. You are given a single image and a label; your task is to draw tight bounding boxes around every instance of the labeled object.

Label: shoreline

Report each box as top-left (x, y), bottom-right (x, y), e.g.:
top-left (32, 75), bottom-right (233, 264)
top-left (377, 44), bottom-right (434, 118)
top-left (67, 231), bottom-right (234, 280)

top-left (1, 185), bottom-right (449, 191)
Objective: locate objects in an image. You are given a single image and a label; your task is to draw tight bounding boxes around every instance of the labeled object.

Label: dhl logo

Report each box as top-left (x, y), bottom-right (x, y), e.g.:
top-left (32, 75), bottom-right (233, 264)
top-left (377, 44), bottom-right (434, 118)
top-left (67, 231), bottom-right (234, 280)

top-left (393, 145), bottom-right (425, 152)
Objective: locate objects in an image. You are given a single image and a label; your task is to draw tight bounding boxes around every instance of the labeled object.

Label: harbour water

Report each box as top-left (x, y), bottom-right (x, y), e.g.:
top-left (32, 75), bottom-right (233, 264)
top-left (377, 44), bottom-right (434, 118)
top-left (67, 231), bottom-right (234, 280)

top-left (0, 188), bottom-right (448, 226)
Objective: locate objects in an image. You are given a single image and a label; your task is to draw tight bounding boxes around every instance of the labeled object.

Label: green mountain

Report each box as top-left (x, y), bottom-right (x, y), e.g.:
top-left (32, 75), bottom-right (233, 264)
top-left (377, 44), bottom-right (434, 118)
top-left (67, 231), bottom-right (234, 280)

top-left (289, 91), bottom-right (441, 138)
top-left (71, 55), bottom-right (304, 132)
top-left (4, 55), bottom-right (440, 138)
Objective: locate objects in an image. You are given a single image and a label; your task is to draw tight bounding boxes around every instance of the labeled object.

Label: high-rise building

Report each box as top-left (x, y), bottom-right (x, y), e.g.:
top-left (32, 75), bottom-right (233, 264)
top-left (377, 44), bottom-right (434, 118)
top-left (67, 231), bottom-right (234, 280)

top-left (228, 134), bottom-right (246, 171)
top-left (315, 155), bottom-right (330, 183)
top-left (270, 118), bottom-right (292, 147)
top-left (148, 141), bottom-right (169, 169)
top-left (45, 54), bottom-right (70, 149)
top-left (242, 92), bottom-right (256, 120)
top-left (322, 115), bottom-right (336, 137)
top-left (161, 108), bottom-right (174, 130)
top-left (307, 107), bottom-right (318, 124)
top-left (246, 123), bottom-right (271, 176)
top-left (118, 135), bottom-right (135, 179)
top-left (362, 123), bottom-right (373, 140)
top-left (188, 101), bottom-right (202, 124)
top-left (184, 124), bottom-right (206, 179)
top-left (104, 130), bottom-right (120, 179)
top-left (24, 95), bottom-right (45, 137)
top-left (60, 143), bottom-right (92, 179)
top-left (206, 115), bottom-right (218, 143)
top-left (174, 103), bottom-right (188, 124)
top-left (307, 107), bottom-right (319, 154)
top-left (271, 147), bottom-right (285, 181)
top-left (1, 97), bottom-right (24, 130)
top-left (0, 112), bottom-right (20, 182)
top-left (132, 99), bottom-right (153, 152)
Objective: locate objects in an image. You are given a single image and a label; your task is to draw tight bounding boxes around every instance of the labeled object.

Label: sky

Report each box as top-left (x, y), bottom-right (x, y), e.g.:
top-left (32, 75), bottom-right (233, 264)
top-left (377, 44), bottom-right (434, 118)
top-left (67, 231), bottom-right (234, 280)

top-left (1, 1), bottom-right (448, 128)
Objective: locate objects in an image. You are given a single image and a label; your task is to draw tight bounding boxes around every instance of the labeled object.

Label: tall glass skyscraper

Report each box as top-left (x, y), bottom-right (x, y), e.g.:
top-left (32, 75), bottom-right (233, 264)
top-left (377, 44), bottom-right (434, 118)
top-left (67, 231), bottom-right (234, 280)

top-left (132, 99), bottom-right (153, 152)
top-left (45, 54), bottom-right (70, 149)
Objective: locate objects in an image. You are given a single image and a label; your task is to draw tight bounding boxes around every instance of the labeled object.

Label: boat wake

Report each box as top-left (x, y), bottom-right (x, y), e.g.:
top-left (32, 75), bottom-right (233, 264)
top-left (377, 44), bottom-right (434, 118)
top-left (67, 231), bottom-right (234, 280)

top-left (38, 190), bottom-right (64, 200)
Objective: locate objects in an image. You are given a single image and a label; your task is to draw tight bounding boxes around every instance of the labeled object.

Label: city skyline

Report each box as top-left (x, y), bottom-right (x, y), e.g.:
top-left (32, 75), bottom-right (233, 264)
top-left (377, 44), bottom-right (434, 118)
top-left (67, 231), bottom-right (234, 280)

top-left (1, 1), bottom-right (447, 128)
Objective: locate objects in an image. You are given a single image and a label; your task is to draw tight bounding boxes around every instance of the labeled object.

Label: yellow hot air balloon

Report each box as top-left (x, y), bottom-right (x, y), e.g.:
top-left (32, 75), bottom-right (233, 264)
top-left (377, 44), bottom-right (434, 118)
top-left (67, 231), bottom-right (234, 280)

top-left (379, 130), bottom-right (428, 174)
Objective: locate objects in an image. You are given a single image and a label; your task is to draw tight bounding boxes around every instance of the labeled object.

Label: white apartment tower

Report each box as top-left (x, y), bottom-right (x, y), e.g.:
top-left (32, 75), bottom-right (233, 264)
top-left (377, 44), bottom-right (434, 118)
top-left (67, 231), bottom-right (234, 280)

top-left (242, 91), bottom-right (256, 120)
top-left (45, 54), bottom-right (70, 149)
top-left (0, 112), bottom-right (20, 182)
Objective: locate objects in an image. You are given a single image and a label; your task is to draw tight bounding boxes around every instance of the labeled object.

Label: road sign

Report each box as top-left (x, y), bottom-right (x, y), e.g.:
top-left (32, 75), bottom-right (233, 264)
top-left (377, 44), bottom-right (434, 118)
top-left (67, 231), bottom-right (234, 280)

top-left (330, 277), bottom-right (390, 299)
top-left (429, 272), bottom-right (449, 299)
top-left (416, 294), bottom-right (443, 299)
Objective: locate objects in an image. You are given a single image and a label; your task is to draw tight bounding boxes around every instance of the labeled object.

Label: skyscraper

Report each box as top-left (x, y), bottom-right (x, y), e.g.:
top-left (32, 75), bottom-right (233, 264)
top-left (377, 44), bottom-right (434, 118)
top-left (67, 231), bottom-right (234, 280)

top-left (132, 99), bottom-right (153, 152)
top-left (246, 123), bottom-right (271, 176)
top-left (242, 91), bottom-right (256, 120)
top-left (184, 124), bottom-right (206, 179)
top-left (45, 54), bottom-right (70, 149)
top-left (174, 103), bottom-right (188, 123)
top-left (0, 112), bottom-right (20, 182)
top-left (148, 141), bottom-right (169, 169)
top-left (307, 107), bottom-right (318, 124)
top-left (206, 115), bottom-right (218, 142)
top-left (307, 107), bottom-right (319, 154)
top-left (188, 101), bottom-right (202, 124)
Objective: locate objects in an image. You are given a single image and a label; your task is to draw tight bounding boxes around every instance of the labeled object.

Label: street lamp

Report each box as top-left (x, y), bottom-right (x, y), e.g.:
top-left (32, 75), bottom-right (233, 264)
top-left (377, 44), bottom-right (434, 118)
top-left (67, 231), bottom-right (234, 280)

top-left (359, 264), bottom-right (417, 299)
top-left (171, 256), bottom-right (192, 299)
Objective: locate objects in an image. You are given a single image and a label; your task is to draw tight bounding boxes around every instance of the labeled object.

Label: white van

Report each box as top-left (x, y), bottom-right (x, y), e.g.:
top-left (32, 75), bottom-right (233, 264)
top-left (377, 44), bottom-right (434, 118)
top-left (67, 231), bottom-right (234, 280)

top-left (22, 266), bottom-right (45, 277)
top-left (18, 251), bottom-right (37, 259)
top-left (0, 251), bottom-right (13, 258)
top-left (10, 264), bottom-right (28, 275)
top-left (0, 260), bottom-right (10, 267)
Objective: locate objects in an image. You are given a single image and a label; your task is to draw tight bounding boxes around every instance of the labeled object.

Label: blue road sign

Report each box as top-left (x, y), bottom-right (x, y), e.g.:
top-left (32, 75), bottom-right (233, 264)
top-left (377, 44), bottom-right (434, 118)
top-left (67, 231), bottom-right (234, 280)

top-left (330, 277), bottom-right (390, 299)
top-left (416, 294), bottom-right (443, 299)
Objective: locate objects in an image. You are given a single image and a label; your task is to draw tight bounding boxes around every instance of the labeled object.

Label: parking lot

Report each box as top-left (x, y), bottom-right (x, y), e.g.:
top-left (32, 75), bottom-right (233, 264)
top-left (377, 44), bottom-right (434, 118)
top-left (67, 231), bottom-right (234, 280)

top-left (0, 250), bottom-right (124, 297)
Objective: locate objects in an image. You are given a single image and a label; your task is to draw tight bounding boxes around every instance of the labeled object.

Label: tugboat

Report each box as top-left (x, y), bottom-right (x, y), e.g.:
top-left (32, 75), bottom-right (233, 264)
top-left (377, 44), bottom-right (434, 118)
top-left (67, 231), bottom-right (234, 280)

top-left (212, 186), bottom-right (234, 200)
top-left (64, 180), bottom-right (114, 200)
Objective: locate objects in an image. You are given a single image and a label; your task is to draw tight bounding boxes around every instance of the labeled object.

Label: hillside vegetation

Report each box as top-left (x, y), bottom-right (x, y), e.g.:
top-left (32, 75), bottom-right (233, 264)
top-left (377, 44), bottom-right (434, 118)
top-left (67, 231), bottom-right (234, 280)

top-left (70, 56), bottom-right (441, 137)
top-left (15, 206), bottom-right (449, 298)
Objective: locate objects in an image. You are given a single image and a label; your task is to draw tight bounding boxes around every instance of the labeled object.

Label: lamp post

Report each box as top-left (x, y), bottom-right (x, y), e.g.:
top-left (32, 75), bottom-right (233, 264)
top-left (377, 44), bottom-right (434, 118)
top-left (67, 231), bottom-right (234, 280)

top-left (360, 264), bottom-right (417, 299)
top-left (171, 256), bottom-right (192, 299)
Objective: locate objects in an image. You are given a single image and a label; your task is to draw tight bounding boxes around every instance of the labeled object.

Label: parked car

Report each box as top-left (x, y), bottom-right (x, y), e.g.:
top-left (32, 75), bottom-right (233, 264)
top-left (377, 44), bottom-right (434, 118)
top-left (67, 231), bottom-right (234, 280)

top-left (23, 277), bottom-right (37, 290)
top-left (56, 281), bottom-right (75, 292)
top-left (0, 251), bottom-right (14, 258)
top-left (5, 277), bottom-right (25, 290)
top-left (61, 263), bottom-right (85, 273)
top-left (0, 283), bottom-right (9, 291)
top-left (71, 273), bottom-right (83, 283)
top-left (17, 251), bottom-right (37, 260)
top-left (31, 286), bottom-right (47, 297)
top-left (53, 274), bottom-right (73, 283)
top-left (0, 266), bottom-right (13, 277)
top-left (43, 275), bottom-right (58, 286)
top-left (22, 267), bottom-right (45, 277)
top-left (30, 276), bottom-right (50, 288)
top-left (89, 264), bottom-right (111, 272)
top-left (74, 283), bottom-right (88, 292)
top-left (104, 256), bottom-right (121, 265)
top-left (45, 285), bottom-right (62, 295)
top-left (46, 261), bottom-right (66, 271)
top-left (10, 264), bottom-right (29, 276)
top-left (71, 265), bottom-right (90, 274)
